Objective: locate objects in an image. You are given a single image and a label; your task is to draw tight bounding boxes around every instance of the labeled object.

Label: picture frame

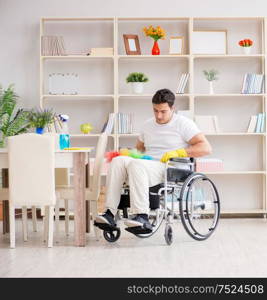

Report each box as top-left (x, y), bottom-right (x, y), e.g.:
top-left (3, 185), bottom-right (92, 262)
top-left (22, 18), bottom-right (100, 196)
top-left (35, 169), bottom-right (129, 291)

top-left (169, 36), bottom-right (184, 55)
top-left (192, 30), bottom-right (227, 55)
top-left (123, 34), bottom-right (141, 55)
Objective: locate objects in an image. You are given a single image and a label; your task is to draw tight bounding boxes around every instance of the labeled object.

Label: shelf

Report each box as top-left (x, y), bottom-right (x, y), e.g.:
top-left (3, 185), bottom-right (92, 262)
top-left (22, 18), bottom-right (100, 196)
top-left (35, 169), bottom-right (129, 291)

top-left (193, 54), bottom-right (264, 58)
top-left (194, 94), bottom-right (265, 97)
top-left (118, 55), bottom-right (189, 60)
top-left (203, 171), bottom-right (266, 175)
top-left (220, 209), bottom-right (267, 215)
top-left (70, 134), bottom-right (115, 138)
top-left (42, 94), bottom-right (114, 101)
top-left (119, 94), bottom-right (190, 98)
top-left (41, 55), bottom-right (114, 60)
top-left (118, 133), bottom-right (140, 137)
top-left (42, 17), bottom-right (114, 21)
top-left (40, 16), bottom-right (267, 216)
top-left (205, 133), bottom-right (265, 136)
top-left (118, 132), bottom-right (265, 137)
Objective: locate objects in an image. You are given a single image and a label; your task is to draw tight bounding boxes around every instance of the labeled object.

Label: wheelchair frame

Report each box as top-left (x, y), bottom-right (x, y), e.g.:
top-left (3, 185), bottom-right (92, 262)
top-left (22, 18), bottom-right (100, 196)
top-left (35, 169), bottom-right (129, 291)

top-left (96, 158), bottom-right (220, 245)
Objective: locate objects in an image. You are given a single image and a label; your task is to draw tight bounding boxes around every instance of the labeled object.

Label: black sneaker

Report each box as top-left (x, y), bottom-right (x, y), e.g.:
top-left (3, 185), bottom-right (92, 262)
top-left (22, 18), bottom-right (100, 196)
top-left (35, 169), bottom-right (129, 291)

top-left (124, 214), bottom-right (152, 231)
top-left (95, 209), bottom-right (116, 227)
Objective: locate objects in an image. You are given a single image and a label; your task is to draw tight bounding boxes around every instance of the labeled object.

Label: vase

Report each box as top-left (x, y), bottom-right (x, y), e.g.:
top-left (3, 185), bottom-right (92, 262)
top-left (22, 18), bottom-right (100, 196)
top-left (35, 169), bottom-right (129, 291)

top-left (243, 47), bottom-right (251, 55)
top-left (36, 127), bottom-right (44, 134)
top-left (152, 41), bottom-right (160, 55)
top-left (209, 81), bottom-right (214, 94)
top-left (131, 82), bottom-right (144, 94)
top-left (59, 134), bottom-right (70, 150)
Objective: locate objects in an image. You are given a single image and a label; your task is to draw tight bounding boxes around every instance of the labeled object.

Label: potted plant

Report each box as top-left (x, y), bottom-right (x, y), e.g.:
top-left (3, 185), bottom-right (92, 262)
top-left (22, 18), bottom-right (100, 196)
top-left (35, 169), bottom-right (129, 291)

top-left (0, 84), bottom-right (31, 147)
top-left (143, 25), bottom-right (166, 55)
top-left (238, 38), bottom-right (253, 55)
top-left (126, 72), bottom-right (149, 94)
top-left (203, 69), bottom-right (219, 94)
top-left (28, 108), bottom-right (55, 134)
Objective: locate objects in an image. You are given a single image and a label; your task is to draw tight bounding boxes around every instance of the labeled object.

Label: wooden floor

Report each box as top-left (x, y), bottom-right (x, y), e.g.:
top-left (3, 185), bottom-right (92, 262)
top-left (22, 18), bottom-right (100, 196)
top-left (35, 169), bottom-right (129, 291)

top-left (0, 218), bottom-right (267, 277)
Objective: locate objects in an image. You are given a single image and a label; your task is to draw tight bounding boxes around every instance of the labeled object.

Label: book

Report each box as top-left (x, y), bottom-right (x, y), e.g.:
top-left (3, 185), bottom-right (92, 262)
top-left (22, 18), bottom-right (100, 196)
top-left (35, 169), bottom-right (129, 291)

top-left (241, 73), bottom-right (264, 94)
top-left (255, 113), bottom-right (263, 133)
top-left (176, 73), bottom-right (189, 94)
top-left (176, 74), bottom-right (186, 94)
top-left (104, 113), bottom-right (115, 134)
top-left (260, 112), bottom-right (265, 133)
top-left (41, 35), bottom-right (66, 56)
top-left (194, 115), bottom-right (218, 134)
top-left (213, 116), bottom-right (220, 133)
top-left (180, 73), bottom-right (189, 93)
top-left (247, 115), bottom-right (258, 133)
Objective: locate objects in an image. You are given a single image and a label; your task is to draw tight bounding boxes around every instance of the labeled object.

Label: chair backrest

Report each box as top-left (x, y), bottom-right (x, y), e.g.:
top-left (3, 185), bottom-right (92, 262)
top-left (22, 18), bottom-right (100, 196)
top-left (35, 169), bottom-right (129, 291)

top-left (8, 133), bottom-right (56, 206)
top-left (90, 133), bottom-right (108, 199)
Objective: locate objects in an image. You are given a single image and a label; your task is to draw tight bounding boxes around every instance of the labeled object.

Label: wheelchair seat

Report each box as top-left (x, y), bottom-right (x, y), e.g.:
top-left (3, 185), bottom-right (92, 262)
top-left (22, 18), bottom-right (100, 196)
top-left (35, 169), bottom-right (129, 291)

top-left (118, 183), bottom-right (163, 212)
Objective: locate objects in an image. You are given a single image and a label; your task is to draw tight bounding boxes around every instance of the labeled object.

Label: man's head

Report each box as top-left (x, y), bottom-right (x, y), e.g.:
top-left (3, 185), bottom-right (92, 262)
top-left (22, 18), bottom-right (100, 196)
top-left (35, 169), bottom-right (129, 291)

top-left (152, 89), bottom-right (175, 124)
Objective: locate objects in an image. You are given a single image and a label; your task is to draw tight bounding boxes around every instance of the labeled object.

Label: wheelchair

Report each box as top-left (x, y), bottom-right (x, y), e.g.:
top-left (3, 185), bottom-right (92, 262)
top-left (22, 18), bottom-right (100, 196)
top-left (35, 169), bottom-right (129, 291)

top-left (95, 157), bottom-right (220, 245)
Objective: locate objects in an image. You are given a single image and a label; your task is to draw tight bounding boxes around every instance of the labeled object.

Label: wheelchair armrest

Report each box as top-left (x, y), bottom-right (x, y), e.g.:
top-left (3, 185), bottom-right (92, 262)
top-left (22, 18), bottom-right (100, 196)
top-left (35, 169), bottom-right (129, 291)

top-left (169, 157), bottom-right (193, 163)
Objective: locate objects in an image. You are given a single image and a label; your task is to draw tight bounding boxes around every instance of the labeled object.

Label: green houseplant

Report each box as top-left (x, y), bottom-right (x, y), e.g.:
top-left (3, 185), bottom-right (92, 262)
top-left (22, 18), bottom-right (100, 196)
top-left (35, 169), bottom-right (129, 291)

top-left (0, 84), bottom-right (31, 147)
top-left (126, 72), bottom-right (149, 94)
top-left (28, 108), bottom-right (56, 134)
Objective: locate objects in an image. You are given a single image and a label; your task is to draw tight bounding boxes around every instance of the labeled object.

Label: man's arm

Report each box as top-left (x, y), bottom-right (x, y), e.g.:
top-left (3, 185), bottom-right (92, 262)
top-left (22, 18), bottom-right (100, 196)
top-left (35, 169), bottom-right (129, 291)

top-left (136, 139), bottom-right (146, 152)
top-left (184, 133), bottom-right (212, 157)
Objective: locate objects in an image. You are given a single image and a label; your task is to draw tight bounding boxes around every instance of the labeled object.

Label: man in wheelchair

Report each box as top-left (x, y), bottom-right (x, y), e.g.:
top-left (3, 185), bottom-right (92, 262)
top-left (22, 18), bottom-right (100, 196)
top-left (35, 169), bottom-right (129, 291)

top-left (96, 88), bottom-right (212, 234)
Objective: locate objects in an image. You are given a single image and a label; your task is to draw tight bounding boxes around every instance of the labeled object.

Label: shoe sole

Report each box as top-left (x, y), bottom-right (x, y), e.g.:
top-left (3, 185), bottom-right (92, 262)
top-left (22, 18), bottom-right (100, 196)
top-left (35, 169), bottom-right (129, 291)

top-left (124, 220), bottom-right (153, 231)
top-left (95, 215), bottom-right (112, 225)
top-left (124, 219), bottom-right (143, 227)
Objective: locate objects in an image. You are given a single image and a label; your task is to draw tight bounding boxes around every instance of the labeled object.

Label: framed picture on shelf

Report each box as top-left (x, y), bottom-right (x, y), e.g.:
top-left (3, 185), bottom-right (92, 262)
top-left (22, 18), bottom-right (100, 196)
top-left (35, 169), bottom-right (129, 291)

top-left (169, 36), bottom-right (184, 54)
top-left (123, 34), bottom-right (141, 55)
top-left (192, 30), bottom-right (227, 54)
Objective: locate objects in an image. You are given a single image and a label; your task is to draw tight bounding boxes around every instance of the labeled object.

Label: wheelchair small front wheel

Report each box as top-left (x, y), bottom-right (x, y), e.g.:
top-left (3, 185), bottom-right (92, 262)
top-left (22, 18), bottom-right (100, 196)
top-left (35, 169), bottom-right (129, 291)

top-left (103, 228), bottom-right (121, 242)
top-left (164, 224), bottom-right (173, 245)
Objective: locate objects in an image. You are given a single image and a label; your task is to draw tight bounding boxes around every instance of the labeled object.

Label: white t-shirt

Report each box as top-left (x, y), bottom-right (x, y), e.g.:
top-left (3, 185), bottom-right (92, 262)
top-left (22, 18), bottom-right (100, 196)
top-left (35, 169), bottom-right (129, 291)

top-left (138, 113), bottom-right (201, 160)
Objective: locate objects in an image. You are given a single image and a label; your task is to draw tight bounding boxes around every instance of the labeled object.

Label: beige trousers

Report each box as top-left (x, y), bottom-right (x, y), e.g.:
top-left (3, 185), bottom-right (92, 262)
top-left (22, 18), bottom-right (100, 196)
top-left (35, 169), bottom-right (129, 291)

top-left (105, 156), bottom-right (165, 215)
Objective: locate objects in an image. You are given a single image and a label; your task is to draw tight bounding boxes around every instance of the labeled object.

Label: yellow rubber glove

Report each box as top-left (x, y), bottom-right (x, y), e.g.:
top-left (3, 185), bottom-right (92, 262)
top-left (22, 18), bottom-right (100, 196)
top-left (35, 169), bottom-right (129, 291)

top-left (160, 148), bottom-right (188, 163)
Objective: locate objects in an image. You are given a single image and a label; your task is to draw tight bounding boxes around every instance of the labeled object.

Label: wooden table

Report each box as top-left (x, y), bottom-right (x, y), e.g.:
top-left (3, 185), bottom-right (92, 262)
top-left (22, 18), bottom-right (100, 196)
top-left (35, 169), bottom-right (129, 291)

top-left (0, 148), bottom-right (93, 247)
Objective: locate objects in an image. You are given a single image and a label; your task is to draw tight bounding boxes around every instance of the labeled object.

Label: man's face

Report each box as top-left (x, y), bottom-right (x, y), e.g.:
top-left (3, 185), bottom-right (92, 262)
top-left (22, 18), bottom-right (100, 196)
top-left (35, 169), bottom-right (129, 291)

top-left (153, 103), bottom-right (174, 124)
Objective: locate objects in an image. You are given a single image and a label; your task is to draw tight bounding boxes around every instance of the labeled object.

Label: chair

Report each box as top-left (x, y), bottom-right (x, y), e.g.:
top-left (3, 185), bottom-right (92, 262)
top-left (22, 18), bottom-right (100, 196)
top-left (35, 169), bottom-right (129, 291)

top-left (57, 133), bottom-right (108, 239)
top-left (8, 133), bottom-right (56, 248)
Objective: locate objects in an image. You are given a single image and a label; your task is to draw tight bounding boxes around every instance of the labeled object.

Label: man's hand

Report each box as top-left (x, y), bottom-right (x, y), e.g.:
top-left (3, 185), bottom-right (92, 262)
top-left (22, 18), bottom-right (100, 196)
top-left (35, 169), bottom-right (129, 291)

top-left (160, 148), bottom-right (188, 163)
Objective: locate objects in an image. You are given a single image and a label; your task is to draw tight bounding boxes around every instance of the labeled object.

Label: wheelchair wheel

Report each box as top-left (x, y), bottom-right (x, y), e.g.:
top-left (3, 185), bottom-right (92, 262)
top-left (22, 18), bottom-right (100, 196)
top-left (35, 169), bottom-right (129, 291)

top-left (164, 224), bottom-right (173, 245)
top-left (103, 228), bottom-right (121, 242)
top-left (179, 173), bottom-right (220, 241)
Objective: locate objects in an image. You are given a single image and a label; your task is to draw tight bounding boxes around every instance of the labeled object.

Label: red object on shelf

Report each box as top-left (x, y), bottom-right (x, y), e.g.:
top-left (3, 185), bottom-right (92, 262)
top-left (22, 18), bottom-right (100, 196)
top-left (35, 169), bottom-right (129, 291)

top-left (152, 41), bottom-right (160, 55)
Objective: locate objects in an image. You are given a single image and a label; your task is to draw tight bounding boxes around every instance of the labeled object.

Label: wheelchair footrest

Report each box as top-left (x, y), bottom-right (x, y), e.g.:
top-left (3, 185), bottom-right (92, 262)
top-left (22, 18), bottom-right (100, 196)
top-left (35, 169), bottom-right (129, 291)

top-left (94, 221), bottom-right (119, 232)
top-left (125, 226), bottom-right (152, 235)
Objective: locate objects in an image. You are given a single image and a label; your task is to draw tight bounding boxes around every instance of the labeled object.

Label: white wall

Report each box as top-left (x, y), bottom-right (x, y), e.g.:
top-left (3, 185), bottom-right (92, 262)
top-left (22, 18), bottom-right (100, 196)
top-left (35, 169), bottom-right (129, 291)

top-left (0, 0), bottom-right (267, 108)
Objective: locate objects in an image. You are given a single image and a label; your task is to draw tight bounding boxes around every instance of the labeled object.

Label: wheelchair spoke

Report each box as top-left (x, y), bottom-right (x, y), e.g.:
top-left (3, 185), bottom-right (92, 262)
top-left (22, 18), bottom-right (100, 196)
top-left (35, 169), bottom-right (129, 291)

top-left (179, 173), bottom-right (220, 241)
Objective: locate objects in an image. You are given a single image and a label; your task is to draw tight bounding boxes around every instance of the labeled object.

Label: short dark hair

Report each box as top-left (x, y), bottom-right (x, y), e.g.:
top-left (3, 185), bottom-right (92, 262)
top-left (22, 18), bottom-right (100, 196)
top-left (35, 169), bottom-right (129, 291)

top-left (152, 89), bottom-right (175, 107)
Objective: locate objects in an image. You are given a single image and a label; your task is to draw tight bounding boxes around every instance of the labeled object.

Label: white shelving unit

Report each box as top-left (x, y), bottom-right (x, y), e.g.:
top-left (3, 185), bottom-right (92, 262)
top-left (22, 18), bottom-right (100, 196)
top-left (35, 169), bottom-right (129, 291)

top-left (40, 16), bottom-right (267, 216)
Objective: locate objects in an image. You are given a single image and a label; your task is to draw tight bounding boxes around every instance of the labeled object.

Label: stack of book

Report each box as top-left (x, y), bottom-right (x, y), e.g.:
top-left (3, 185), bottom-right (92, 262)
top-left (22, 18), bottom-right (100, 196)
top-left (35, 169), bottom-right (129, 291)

top-left (48, 73), bottom-right (79, 95)
top-left (90, 48), bottom-right (113, 56)
top-left (176, 73), bottom-right (189, 94)
top-left (241, 73), bottom-right (265, 94)
top-left (41, 36), bottom-right (66, 56)
top-left (117, 113), bottom-right (133, 134)
top-left (247, 113), bottom-right (266, 133)
top-left (196, 158), bottom-right (224, 172)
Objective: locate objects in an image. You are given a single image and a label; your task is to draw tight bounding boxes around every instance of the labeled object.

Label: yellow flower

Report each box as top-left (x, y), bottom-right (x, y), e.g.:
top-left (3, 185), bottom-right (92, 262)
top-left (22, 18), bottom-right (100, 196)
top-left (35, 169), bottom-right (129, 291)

top-left (143, 25), bottom-right (166, 40)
